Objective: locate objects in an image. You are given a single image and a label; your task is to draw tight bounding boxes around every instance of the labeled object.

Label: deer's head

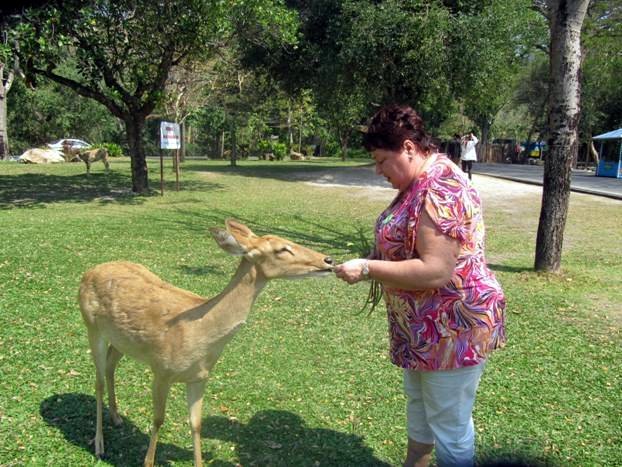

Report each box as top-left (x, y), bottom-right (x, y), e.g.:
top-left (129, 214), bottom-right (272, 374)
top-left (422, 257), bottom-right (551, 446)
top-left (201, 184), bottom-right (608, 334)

top-left (210, 219), bottom-right (334, 279)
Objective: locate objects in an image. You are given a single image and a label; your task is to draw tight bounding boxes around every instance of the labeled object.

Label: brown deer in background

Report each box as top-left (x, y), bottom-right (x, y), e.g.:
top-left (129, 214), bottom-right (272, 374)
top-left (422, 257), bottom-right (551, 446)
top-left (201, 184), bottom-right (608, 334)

top-left (78, 147), bottom-right (110, 174)
top-left (78, 219), bottom-right (334, 466)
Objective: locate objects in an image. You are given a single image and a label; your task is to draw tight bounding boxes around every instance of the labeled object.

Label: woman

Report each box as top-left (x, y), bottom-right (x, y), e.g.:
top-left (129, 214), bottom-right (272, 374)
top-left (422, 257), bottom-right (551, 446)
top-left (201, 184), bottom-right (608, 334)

top-left (335, 104), bottom-right (506, 467)
top-left (460, 132), bottom-right (479, 180)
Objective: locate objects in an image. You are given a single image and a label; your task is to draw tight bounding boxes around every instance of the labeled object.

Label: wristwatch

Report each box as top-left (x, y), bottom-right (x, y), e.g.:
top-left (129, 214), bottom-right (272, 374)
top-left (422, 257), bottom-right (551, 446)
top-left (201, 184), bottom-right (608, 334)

top-left (361, 260), bottom-right (370, 280)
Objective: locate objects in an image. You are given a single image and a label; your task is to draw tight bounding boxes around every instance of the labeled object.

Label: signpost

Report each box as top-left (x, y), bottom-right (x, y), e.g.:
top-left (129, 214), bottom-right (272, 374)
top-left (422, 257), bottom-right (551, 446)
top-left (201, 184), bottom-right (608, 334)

top-left (159, 121), bottom-right (181, 195)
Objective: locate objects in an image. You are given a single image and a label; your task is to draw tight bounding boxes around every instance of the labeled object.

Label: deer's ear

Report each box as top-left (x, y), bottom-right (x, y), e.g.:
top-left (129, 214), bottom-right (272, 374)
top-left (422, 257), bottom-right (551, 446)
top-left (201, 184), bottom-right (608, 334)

top-left (224, 219), bottom-right (258, 248)
top-left (209, 227), bottom-right (248, 256)
top-left (225, 219), bottom-right (256, 238)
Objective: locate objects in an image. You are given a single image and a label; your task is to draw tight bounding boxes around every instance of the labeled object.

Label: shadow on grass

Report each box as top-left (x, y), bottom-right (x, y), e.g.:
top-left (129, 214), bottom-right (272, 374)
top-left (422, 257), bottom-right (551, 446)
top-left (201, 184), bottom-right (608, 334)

top-left (184, 160), bottom-right (382, 189)
top-left (40, 393), bottom-right (200, 466)
top-left (40, 394), bottom-right (389, 466)
top-left (0, 171), bottom-right (140, 210)
top-left (488, 263), bottom-right (534, 274)
top-left (159, 208), bottom-right (373, 260)
top-left (202, 409), bottom-right (391, 467)
top-left (477, 450), bottom-right (561, 467)
top-left (0, 171), bottom-right (225, 210)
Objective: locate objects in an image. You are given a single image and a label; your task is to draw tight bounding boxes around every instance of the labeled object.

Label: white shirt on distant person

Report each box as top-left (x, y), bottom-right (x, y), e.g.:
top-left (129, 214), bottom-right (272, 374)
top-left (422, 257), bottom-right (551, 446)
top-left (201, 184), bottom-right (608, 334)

top-left (460, 135), bottom-right (479, 162)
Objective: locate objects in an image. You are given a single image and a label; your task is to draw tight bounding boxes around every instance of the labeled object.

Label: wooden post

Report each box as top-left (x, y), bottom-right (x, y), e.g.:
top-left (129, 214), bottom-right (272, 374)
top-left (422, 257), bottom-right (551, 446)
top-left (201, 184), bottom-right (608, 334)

top-left (175, 148), bottom-right (180, 191)
top-left (160, 149), bottom-right (164, 196)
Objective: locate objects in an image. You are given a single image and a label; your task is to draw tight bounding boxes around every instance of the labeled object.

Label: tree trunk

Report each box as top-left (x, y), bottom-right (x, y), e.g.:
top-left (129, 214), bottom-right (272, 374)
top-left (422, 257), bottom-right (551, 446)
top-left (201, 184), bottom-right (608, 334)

top-left (287, 101), bottom-right (293, 156)
top-left (298, 113), bottom-right (303, 153)
top-left (0, 66), bottom-right (15, 160)
top-left (180, 120), bottom-right (186, 162)
top-left (124, 116), bottom-right (149, 193)
top-left (534, 0), bottom-right (590, 273)
top-left (0, 92), bottom-right (8, 159)
top-left (339, 128), bottom-right (350, 161)
top-left (229, 118), bottom-right (237, 167)
top-left (478, 119), bottom-right (491, 163)
top-left (589, 141), bottom-right (599, 165)
top-left (219, 129), bottom-right (225, 159)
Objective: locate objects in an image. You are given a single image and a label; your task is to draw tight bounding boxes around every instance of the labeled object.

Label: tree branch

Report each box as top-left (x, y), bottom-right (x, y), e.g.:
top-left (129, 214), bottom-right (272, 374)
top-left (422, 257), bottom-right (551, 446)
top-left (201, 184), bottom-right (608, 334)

top-left (31, 66), bottom-right (125, 119)
top-left (71, 32), bottom-right (138, 108)
top-left (532, 0), bottom-right (551, 21)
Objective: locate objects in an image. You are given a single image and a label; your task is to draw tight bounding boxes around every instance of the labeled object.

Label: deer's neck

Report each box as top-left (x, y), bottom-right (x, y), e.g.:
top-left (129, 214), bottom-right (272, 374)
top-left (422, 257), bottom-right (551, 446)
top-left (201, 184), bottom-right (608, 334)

top-left (200, 258), bottom-right (267, 338)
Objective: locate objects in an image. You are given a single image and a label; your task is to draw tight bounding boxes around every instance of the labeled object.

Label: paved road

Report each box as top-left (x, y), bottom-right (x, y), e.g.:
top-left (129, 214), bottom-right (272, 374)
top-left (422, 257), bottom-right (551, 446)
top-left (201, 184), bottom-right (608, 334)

top-left (473, 163), bottom-right (622, 200)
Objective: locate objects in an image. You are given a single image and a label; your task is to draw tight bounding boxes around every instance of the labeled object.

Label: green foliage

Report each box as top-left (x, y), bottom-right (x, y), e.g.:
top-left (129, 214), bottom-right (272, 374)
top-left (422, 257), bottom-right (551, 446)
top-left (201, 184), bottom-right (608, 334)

top-left (7, 78), bottom-right (121, 154)
top-left (271, 141), bottom-right (287, 160)
top-left (257, 139), bottom-right (271, 154)
top-left (580, 0), bottom-right (622, 135)
top-left (341, 0), bottom-right (454, 125)
top-left (98, 142), bottom-right (124, 158)
top-left (14, 0), bottom-right (230, 114)
top-left (451, 0), bottom-right (547, 138)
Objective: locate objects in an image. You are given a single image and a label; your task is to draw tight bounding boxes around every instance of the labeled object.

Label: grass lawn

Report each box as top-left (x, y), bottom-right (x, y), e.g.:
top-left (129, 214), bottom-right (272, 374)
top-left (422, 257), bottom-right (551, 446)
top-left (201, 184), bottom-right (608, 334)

top-left (0, 158), bottom-right (620, 466)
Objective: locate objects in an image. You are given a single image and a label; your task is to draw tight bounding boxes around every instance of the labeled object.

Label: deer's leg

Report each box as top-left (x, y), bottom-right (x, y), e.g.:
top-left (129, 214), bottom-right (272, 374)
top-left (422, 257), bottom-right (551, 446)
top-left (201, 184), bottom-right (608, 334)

top-left (186, 380), bottom-right (206, 467)
top-left (103, 157), bottom-right (110, 174)
top-left (87, 328), bottom-right (108, 458)
top-left (85, 160), bottom-right (91, 175)
top-left (105, 345), bottom-right (124, 426)
top-left (144, 375), bottom-right (171, 467)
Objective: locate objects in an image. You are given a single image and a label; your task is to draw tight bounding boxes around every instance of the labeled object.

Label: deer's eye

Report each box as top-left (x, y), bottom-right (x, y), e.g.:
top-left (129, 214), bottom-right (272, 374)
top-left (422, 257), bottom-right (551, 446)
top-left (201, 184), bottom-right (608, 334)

top-left (276, 245), bottom-right (294, 255)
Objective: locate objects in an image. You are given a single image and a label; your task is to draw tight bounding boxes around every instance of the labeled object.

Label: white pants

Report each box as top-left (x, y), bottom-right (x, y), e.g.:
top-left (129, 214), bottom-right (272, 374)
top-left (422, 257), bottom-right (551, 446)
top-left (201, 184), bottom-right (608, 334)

top-left (403, 362), bottom-right (486, 467)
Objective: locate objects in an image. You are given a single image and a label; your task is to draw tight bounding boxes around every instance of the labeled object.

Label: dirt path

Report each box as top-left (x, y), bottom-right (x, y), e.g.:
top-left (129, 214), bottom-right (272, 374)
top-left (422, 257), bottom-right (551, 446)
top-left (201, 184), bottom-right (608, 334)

top-left (298, 164), bottom-right (543, 203)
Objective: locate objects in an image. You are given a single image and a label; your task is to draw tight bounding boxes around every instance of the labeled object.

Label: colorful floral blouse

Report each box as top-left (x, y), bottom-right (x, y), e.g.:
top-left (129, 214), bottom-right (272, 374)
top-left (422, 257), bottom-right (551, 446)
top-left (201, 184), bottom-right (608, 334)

top-left (375, 154), bottom-right (506, 371)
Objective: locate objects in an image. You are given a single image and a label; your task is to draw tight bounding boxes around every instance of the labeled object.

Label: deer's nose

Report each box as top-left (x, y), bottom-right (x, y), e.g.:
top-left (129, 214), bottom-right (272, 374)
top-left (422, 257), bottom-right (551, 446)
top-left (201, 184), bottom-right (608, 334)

top-left (324, 257), bottom-right (334, 266)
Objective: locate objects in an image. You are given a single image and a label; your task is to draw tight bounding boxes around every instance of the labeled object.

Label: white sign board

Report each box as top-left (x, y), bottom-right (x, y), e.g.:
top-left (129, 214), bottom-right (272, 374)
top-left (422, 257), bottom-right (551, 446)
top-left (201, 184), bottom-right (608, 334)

top-left (160, 121), bottom-right (181, 149)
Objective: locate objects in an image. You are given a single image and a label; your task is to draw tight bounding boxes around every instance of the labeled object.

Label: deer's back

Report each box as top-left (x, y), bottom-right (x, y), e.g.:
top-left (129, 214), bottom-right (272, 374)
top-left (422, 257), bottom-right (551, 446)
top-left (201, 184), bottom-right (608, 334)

top-left (79, 261), bottom-right (206, 366)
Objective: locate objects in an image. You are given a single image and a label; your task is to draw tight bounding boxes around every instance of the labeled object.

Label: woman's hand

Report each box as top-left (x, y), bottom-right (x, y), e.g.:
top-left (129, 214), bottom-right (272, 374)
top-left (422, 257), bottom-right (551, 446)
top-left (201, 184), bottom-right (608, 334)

top-left (335, 259), bottom-right (369, 284)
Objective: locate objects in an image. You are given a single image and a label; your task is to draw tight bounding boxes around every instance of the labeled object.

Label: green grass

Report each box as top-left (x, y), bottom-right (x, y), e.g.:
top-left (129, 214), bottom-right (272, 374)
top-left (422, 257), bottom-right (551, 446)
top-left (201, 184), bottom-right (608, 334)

top-left (0, 158), bottom-right (620, 466)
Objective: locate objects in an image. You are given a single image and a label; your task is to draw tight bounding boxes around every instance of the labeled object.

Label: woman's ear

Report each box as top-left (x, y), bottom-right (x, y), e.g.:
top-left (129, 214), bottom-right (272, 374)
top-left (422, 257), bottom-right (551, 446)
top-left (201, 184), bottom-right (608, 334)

top-left (403, 139), bottom-right (419, 155)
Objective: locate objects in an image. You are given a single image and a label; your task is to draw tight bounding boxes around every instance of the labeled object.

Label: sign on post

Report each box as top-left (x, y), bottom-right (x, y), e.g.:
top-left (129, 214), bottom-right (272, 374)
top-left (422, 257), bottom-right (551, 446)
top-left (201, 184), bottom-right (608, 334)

top-left (159, 121), bottom-right (182, 195)
top-left (160, 122), bottom-right (181, 149)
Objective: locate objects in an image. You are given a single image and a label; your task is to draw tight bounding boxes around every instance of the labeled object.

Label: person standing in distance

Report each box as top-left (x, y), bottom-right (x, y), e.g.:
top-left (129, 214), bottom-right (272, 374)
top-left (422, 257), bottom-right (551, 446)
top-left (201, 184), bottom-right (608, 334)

top-left (460, 132), bottom-right (479, 180)
top-left (335, 104), bottom-right (506, 467)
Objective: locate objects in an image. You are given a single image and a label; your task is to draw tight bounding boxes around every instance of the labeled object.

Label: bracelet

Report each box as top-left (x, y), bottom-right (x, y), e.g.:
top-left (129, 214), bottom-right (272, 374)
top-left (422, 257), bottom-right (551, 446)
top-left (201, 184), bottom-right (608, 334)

top-left (361, 259), bottom-right (370, 280)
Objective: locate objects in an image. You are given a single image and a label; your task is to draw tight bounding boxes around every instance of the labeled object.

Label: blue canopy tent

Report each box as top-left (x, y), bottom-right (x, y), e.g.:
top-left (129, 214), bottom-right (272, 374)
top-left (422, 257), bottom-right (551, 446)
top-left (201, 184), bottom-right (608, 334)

top-left (593, 128), bottom-right (622, 178)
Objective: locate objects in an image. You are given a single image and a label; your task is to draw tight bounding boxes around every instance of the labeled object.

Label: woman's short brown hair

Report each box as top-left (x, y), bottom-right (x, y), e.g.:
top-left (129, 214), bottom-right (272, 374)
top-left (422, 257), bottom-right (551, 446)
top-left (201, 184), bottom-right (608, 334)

top-left (362, 104), bottom-right (437, 154)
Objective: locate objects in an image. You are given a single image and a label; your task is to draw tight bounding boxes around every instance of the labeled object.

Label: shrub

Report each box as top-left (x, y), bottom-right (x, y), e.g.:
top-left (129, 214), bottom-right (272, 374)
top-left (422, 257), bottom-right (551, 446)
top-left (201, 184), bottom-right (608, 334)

top-left (98, 142), bottom-right (124, 157)
top-left (256, 140), bottom-right (287, 160)
top-left (257, 140), bottom-right (271, 154)
top-left (271, 142), bottom-right (287, 160)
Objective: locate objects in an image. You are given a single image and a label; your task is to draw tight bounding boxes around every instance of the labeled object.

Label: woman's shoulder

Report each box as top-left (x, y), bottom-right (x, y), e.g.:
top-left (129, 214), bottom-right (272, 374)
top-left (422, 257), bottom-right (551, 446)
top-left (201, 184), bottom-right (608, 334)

top-left (425, 155), bottom-right (480, 201)
top-left (426, 154), bottom-right (466, 184)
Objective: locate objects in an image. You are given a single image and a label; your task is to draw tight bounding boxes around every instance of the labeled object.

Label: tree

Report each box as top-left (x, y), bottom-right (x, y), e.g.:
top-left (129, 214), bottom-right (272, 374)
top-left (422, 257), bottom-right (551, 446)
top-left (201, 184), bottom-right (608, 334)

top-left (13, 0), bottom-right (227, 193)
top-left (159, 60), bottom-right (220, 162)
top-left (534, 0), bottom-right (591, 272)
top-left (0, 39), bottom-right (20, 159)
top-left (452, 0), bottom-right (547, 153)
top-left (8, 77), bottom-right (122, 153)
top-left (514, 56), bottom-right (550, 152)
top-left (580, 0), bottom-right (622, 137)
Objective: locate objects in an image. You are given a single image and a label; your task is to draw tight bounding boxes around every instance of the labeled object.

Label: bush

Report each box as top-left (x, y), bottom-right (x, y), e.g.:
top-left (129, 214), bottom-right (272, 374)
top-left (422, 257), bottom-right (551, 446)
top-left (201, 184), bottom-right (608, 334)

top-left (272, 142), bottom-right (287, 160)
top-left (256, 140), bottom-right (287, 160)
top-left (98, 142), bottom-right (124, 157)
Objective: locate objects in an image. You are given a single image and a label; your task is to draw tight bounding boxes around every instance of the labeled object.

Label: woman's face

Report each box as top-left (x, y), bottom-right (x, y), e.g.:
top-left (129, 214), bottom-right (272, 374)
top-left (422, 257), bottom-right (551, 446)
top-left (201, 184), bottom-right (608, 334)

top-left (372, 142), bottom-right (419, 191)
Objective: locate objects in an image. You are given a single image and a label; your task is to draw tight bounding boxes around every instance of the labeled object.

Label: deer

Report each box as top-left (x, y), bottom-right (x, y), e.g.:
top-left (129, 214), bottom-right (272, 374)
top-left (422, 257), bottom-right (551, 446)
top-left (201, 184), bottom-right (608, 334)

top-left (78, 219), bottom-right (334, 466)
top-left (78, 147), bottom-right (110, 174)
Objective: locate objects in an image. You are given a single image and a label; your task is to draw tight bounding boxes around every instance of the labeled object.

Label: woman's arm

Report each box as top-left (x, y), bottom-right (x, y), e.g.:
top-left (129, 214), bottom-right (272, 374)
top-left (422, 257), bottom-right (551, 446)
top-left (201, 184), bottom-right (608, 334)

top-left (335, 206), bottom-right (461, 290)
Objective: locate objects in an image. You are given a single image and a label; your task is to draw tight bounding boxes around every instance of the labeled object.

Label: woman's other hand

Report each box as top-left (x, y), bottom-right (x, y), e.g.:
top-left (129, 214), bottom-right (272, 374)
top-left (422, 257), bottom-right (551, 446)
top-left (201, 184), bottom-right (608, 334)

top-left (335, 259), bottom-right (369, 284)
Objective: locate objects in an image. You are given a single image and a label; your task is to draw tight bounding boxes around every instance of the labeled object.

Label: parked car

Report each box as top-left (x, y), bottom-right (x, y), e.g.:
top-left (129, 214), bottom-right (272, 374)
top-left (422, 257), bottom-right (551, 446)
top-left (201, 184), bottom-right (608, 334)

top-left (47, 138), bottom-right (91, 152)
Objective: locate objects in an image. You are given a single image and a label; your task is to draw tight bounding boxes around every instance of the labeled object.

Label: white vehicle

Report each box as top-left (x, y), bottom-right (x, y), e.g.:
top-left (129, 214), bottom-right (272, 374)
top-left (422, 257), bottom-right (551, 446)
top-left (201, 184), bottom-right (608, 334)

top-left (47, 138), bottom-right (91, 151)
